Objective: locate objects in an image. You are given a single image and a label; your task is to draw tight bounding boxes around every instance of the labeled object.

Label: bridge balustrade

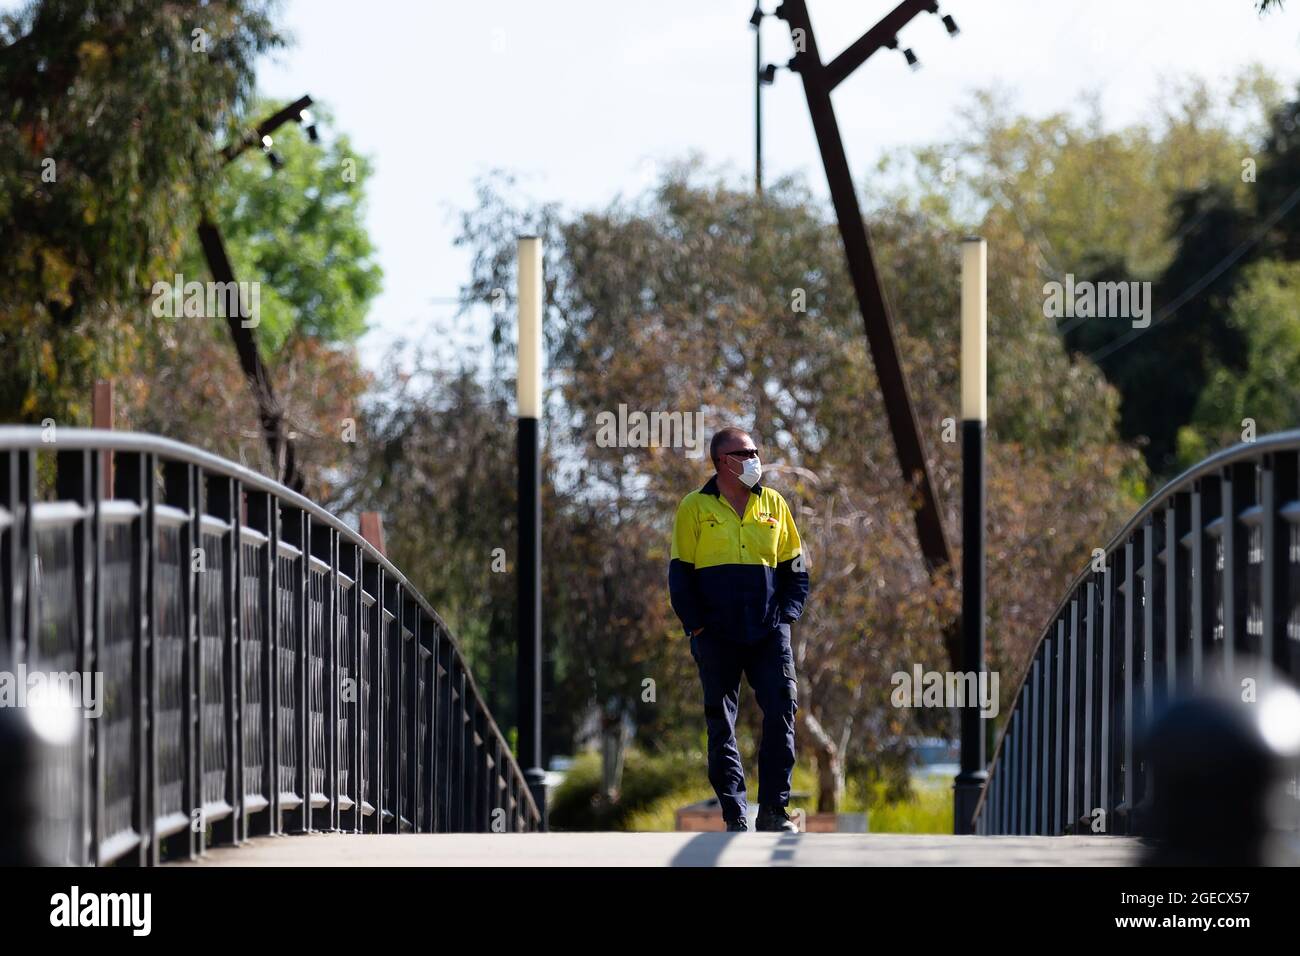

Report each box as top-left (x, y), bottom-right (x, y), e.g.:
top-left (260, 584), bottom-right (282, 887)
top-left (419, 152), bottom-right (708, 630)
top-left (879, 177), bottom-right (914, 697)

top-left (974, 434), bottom-right (1300, 835)
top-left (0, 428), bottom-right (540, 866)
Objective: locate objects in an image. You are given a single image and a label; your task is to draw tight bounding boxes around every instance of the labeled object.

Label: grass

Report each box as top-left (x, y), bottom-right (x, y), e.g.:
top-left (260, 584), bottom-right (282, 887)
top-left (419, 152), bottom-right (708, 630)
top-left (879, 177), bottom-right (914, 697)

top-left (863, 777), bottom-right (953, 833)
top-left (599, 750), bottom-right (955, 834)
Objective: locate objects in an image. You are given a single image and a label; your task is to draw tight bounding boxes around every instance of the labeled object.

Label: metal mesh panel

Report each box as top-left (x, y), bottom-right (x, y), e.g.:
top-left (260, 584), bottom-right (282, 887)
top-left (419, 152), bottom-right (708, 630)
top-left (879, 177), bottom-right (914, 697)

top-left (308, 564), bottom-right (327, 798)
top-left (381, 611), bottom-right (393, 816)
top-left (337, 580), bottom-right (355, 804)
top-left (400, 627), bottom-right (411, 828)
top-left (276, 551), bottom-right (299, 798)
top-left (1288, 522), bottom-right (1300, 674)
top-left (417, 642), bottom-right (430, 830)
top-left (1212, 532), bottom-right (1226, 647)
top-left (155, 522), bottom-right (186, 822)
top-left (240, 537), bottom-right (266, 802)
top-left (34, 524), bottom-right (78, 671)
top-left (33, 520), bottom-right (80, 864)
top-left (359, 594), bottom-right (373, 811)
top-left (1246, 512), bottom-right (1265, 655)
top-left (101, 519), bottom-right (137, 847)
top-left (200, 529), bottom-right (228, 806)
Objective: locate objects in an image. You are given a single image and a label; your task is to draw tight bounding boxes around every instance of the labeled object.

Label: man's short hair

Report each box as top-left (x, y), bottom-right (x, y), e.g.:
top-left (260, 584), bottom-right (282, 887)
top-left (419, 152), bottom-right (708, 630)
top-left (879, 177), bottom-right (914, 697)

top-left (710, 426), bottom-right (750, 468)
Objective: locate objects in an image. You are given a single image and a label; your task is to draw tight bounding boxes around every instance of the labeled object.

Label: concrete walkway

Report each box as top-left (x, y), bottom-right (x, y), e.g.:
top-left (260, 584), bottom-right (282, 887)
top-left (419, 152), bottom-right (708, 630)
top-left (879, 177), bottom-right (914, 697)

top-left (180, 832), bottom-right (1142, 867)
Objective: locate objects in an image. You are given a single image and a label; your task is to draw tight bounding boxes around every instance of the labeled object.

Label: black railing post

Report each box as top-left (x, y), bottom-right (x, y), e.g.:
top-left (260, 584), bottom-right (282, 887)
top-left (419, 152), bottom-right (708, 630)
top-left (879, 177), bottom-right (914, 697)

top-left (205, 472), bottom-right (238, 849)
top-left (1065, 599), bottom-right (1079, 833)
top-left (229, 477), bottom-right (245, 848)
top-left (1099, 557), bottom-right (1114, 834)
top-left (1260, 455), bottom-right (1279, 682)
top-left (295, 510), bottom-right (310, 833)
top-left (245, 489), bottom-right (274, 839)
top-left (1117, 540), bottom-right (1135, 834)
top-left (1276, 453), bottom-right (1300, 682)
top-left (403, 596), bottom-right (417, 832)
top-left (113, 450), bottom-right (149, 865)
top-left (462, 665), bottom-right (473, 832)
top-left (436, 638), bottom-right (452, 833)
top-left (422, 619), bottom-right (437, 833)
top-left (157, 458), bottom-right (196, 862)
top-left (1082, 582), bottom-right (1098, 832)
top-left (1029, 655), bottom-right (1040, 832)
top-left (307, 518), bottom-right (335, 832)
top-left (89, 445), bottom-right (107, 863)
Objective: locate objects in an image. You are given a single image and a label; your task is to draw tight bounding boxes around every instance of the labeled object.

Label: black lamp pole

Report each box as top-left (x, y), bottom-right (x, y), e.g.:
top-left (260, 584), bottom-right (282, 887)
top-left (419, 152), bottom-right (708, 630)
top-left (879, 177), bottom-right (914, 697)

top-left (516, 236), bottom-right (547, 828)
top-left (751, 5), bottom-right (764, 194)
top-left (954, 237), bottom-right (988, 834)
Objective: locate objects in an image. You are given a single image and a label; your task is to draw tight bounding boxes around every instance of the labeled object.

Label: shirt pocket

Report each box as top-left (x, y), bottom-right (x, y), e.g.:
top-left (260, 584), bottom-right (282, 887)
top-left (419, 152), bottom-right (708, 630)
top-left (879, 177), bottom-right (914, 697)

top-left (696, 518), bottom-right (732, 566)
top-left (742, 518), bottom-right (782, 566)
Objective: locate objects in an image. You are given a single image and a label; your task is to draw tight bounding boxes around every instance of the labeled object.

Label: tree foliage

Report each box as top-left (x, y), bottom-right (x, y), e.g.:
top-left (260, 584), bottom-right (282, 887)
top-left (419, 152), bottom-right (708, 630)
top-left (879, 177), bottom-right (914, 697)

top-left (890, 74), bottom-right (1280, 476)
top-left (371, 167), bottom-right (1141, 805)
top-left (0, 0), bottom-right (285, 423)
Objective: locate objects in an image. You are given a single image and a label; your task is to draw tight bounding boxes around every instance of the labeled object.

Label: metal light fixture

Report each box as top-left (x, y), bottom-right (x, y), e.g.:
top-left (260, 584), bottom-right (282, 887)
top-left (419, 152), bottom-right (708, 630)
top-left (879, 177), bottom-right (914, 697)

top-left (759, 63), bottom-right (777, 85)
top-left (904, 47), bottom-right (920, 70)
top-left (298, 108), bottom-right (319, 143)
top-left (259, 134), bottom-right (283, 171)
top-left (749, 4), bottom-right (764, 28)
top-left (942, 14), bottom-right (960, 36)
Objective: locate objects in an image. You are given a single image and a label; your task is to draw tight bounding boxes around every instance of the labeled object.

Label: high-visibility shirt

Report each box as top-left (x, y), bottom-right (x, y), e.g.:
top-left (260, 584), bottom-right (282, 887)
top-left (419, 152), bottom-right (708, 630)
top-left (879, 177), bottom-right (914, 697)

top-left (668, 475), bottom-right (810, 643)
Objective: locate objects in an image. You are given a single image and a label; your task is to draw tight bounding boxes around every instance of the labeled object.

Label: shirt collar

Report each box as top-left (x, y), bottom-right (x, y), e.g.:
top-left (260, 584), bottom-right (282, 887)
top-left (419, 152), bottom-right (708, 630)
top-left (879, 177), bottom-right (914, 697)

top-left (700, 475), bottom-right (763, 496)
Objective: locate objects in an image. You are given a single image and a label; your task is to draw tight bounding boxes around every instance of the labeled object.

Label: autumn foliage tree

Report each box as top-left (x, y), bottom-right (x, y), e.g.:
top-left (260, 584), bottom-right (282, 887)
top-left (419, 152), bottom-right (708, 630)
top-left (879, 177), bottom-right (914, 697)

top-left (374, 167), bottom-right (1142, 812)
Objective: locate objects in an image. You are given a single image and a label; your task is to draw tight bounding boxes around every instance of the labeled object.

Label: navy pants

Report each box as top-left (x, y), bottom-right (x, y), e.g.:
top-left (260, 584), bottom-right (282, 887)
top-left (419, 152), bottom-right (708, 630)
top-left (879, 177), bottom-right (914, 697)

top-left (690, 625), bottom-right (798, 822)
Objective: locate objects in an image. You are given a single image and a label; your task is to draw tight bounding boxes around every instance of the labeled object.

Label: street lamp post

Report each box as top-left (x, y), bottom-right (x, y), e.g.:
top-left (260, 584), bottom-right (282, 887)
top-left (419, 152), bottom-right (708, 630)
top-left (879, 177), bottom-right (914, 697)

top-left (954, 236), bottom-right (988, 834)
top-left (516, 236), bottom-right (548, 828)
top-left (755, 14), bottom-right (763, 194)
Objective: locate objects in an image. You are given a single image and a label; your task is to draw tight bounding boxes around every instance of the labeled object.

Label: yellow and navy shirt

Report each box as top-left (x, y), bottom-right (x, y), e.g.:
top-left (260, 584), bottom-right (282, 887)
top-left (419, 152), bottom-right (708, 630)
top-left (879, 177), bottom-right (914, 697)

top-left (668, 475), bottom-right (810, 643)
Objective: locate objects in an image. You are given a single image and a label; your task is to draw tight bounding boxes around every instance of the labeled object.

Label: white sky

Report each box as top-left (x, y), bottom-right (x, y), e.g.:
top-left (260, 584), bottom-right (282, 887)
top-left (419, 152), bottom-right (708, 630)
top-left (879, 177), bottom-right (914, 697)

top-left (253, 0), bottom-right (1300, 368)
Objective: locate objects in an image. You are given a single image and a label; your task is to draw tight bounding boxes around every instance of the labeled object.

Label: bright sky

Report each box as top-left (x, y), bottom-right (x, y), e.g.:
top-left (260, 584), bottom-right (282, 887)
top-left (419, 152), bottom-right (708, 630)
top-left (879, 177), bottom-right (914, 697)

top-left (253, 0), bottom-right (1300, 369)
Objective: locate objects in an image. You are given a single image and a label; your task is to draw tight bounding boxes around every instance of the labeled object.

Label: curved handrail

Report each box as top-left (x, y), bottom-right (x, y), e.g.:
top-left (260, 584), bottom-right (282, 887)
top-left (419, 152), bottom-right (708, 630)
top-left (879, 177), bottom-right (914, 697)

top-left (971, 430), bottom-right (1300, 833)
top-left (0, 426), bottom-right (540, 863)
top-left (0, 426), bottom-right (517, 761)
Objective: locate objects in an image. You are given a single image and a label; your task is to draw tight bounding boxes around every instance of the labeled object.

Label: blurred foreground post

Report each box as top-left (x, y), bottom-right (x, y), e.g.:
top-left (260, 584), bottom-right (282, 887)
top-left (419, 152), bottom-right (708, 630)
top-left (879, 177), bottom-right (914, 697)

top-left (1141, 662), bottom-right (1300, 865)
top-left (516, 236), bottom-right (547, 828)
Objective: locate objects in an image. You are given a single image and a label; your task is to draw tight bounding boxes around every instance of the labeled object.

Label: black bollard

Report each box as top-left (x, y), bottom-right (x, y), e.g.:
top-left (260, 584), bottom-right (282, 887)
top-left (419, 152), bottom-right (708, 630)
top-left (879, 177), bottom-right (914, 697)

top-left (0, 694), bottom-right (53, 865)
top-left (1139, 664), bottom-right (1300, 866)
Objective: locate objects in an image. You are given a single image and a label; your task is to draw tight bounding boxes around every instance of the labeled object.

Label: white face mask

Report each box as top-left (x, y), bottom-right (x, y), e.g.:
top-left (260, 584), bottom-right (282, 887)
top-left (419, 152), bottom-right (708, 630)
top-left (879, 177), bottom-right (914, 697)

top-left (735, 455), bottom-right (762, 488)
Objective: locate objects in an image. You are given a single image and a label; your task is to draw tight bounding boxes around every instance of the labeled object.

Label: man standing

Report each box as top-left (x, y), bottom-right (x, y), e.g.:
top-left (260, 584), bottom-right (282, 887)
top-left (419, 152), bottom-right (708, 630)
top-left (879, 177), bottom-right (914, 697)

top-left (668, 427), bottom-right (810, 832)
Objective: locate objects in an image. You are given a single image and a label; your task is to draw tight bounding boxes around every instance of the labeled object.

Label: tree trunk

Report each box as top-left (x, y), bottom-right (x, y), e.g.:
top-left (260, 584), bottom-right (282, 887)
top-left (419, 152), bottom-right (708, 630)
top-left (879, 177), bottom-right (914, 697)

top-left (801, 710), bottom-right (844, 813)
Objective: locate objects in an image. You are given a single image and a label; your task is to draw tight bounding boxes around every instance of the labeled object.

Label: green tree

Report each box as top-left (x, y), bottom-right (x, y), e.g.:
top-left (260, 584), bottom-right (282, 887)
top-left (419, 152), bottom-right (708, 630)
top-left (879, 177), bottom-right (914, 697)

top-left (430, 166), bottom-right (1140, 810)
top-left (0, 0), bottom-right (284, 423)
top-left (1179, 260), bottom-right (1300, 460)
top-left (185, 101), bottom-right (382, 355)
top-left (888, 74), bottom-right (1279, 475)
top-left (119, 101), bottom-right (381, 500)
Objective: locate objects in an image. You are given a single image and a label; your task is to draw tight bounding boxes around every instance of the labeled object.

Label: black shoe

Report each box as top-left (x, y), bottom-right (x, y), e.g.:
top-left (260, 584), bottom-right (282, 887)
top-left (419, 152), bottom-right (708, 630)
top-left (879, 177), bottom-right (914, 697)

top-left (724, 818), bottom-right (748, 832)
top-left (755, 805), bottom-right (797, 832)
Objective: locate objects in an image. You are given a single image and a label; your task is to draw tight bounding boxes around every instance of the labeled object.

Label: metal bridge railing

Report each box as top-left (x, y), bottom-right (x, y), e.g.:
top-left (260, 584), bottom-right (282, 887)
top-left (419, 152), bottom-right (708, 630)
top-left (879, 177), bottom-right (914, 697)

top-left (973, 432), bottom-right (1300, 836)
top-left (0, 427), bottom-right (541, 866)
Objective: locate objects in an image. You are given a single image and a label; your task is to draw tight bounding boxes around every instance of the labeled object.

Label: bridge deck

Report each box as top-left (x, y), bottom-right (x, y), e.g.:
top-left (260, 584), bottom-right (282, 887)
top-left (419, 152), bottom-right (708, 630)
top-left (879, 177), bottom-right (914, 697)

top-left (179, 832), bottom-right (1142, 867)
